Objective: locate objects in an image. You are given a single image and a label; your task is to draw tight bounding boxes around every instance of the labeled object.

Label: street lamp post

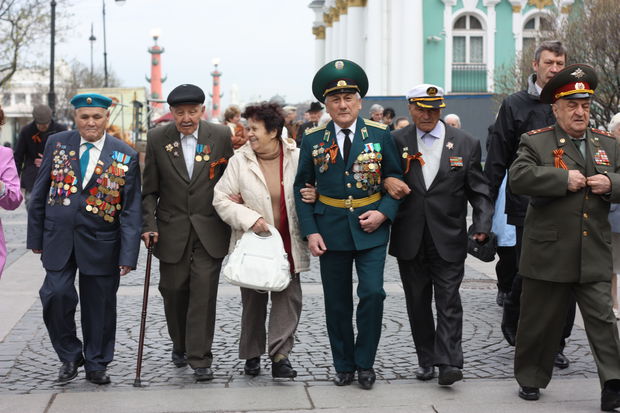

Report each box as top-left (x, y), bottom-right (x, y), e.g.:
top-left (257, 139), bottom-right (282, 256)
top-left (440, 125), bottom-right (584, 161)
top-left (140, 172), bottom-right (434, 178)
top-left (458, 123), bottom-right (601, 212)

top-left (102, 0), bottom-right (126, 88)
top-left (89, 23), bottom-right (96, 85)
top-left (48, 0), bottom-right (57, 113)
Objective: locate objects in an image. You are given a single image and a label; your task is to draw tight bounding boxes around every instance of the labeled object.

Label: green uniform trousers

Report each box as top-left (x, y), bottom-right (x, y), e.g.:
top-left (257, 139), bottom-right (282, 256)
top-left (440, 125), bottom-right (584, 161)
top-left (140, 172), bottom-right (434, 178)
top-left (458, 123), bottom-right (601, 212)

top-left (515, 277), bottom-right (620, 388)
top-left (319, 245), bottom-right (387, 372)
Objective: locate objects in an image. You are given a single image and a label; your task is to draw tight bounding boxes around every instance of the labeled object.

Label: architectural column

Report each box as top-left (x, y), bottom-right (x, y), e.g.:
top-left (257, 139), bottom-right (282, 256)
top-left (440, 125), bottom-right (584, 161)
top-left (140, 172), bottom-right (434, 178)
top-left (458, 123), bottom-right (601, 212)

top-left (337, 0), bottom-right (348, 59)
top-left (346, 0), bottom-right (366, 65)
top-left (324, 10), bottom-right (334, 61)
top-left (364, 0), bottom-right (383, 95)
top-left (331, 5), bottom-right (340, 59)
top-left (387, 0), bottom-right (402, 95)
top-left (313, 26), bottom-right (326, 70)
top-left (509, 0), bottom-right (523, 54)
top-left (442, 0), bottom-right (457, 92)
top-left (398, 0), bottom-right (423, 92)
top-left (484, 0), bottom-right (500, 92)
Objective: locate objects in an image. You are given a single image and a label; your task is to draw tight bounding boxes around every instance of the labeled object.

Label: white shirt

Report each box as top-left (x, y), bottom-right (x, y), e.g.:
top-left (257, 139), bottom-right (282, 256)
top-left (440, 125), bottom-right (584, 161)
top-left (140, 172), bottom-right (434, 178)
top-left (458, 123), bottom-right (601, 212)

top-left (80, 135), bottom-right (105, 188)
top-left (180, 125), bottom-right (199, 178)
top-left (416, 122), bottom-right (445, 189)
top-left (334, 119), bottom-right (358, 160)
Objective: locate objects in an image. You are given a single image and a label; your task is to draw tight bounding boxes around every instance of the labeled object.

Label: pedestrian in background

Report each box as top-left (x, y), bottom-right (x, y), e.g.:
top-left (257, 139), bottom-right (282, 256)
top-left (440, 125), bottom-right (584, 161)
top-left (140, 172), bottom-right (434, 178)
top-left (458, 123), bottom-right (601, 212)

top-left (510, 64), bottom-right (620, 411)
top-left (394, 117), bottom-right (410, 130)
top-left (13, 104), bottom-right (66, 208)
top-left (0, 105), bottom-right (23, 277)
top-left (383, 107), bottom-right (395, 130)
top-left (608, 112), bottom-right (620, 319)
top-left (444, 113), bottom-right (461, 129)
top-left (296, 101), bottom-right (323, 147)
top-left (141, 84), bottom-right (233, 381)
top-left (214, 102), bottom-right (315, 379)
top-left (224, 105), bottom-right (241, 136)
top-left (295, 59), bottom-right (402, 390)
top-left (385, 84), bottom-right (493, 386)
top-left (368, 104), bottom-right (383, 122)
top-left (27, 94), bottom-right (142, 385)
top-left (484, 40), bottom-right (573, 369)
top-left (282, 105), bottom-right (299, 142)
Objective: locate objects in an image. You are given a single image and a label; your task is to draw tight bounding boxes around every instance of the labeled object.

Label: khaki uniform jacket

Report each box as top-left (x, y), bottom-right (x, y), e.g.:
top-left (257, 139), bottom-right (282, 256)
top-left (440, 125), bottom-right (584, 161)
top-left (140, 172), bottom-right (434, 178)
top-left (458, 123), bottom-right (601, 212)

top-left (509, 125), bottom-right (620, 283)
top-left (142, 120), bottom-right (233, 263)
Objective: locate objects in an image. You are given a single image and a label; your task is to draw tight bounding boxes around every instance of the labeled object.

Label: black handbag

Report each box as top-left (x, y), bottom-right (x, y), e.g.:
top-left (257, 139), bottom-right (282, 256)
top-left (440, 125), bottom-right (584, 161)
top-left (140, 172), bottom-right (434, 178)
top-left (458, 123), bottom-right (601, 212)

top-left (467, 226), bottom-right (497, 262)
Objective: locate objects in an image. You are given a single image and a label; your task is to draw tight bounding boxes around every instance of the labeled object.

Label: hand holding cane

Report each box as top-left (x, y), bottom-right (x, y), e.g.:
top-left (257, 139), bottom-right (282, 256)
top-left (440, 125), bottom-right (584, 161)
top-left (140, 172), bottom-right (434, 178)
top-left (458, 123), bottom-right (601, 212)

top-left (134, 232), bottom-right (155, 387)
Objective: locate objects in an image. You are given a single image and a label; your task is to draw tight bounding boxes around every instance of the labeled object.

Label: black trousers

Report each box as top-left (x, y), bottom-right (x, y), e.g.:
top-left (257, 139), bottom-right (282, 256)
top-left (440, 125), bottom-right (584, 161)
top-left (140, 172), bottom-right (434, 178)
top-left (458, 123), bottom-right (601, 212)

top-left (503, 225), bottom-right (576, 350)
top-left (39, 254), bottom-right (120, 372)
top-left (496, 246), bottom-right (518, 293)
top-left (398, 225), bottom-right (465, 368)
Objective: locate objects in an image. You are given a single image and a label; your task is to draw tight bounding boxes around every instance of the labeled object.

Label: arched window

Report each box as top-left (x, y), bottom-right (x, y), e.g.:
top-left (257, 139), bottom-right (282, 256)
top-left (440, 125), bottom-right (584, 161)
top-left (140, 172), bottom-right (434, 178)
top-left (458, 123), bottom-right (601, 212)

top-left (522, 15), bottom-right (553, 52)
top-left (452, 14), bottom-right (486, 92)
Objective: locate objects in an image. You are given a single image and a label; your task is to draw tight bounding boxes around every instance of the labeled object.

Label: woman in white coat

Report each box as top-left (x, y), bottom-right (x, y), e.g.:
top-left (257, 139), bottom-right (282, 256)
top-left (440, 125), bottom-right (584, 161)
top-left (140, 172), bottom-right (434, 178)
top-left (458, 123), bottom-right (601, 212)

top-left (214, 102), bottom-right (313, 378)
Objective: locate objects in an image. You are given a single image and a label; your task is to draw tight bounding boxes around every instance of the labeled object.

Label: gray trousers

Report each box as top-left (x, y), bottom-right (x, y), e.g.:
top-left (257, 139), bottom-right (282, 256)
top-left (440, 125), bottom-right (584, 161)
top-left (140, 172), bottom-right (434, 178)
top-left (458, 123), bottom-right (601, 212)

top-left (515, 277), bottom-right (620, 389)
top-left (238, 275), bottom-right (302, 360)
top-left (159, 227), bottom-right (222, 369)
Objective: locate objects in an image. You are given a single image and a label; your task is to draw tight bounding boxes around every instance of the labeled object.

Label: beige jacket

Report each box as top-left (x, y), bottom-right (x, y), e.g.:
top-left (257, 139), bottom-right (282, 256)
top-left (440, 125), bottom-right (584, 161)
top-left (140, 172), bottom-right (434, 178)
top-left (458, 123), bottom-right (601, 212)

top-left (213, 136), bottom-right (310, 273)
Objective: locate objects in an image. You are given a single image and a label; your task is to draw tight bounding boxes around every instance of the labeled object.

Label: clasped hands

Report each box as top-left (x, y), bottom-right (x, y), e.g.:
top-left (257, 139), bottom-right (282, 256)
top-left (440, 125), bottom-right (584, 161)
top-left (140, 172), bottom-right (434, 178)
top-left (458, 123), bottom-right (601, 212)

top-left (567, 170), bottom-right (611, 194)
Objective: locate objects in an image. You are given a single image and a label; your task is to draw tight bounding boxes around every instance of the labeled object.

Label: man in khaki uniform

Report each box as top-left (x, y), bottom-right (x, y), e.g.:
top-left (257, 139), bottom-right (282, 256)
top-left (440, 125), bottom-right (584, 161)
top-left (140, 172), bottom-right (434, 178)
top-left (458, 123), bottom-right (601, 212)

top-left (142, 84), bottom-right (233, 381)
top-left (509, 64), bottom-right (620, 411)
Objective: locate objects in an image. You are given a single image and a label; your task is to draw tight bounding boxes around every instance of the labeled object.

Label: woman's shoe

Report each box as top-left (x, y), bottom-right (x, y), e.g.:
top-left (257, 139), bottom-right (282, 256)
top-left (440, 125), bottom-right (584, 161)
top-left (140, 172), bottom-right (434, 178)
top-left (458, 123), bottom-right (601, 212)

top-left (244, 357), bottom-right (261, 376)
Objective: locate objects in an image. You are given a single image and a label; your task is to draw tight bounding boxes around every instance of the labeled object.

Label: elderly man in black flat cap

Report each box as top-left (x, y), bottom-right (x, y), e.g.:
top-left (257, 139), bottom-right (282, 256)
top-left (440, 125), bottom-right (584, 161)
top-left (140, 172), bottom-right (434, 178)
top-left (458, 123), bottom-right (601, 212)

top-left (296, 101), bottom-right (324, 147)
top-left (510, 64), bottom-right (620, 411)
top-left (141, 84), bottom-right (233, 381)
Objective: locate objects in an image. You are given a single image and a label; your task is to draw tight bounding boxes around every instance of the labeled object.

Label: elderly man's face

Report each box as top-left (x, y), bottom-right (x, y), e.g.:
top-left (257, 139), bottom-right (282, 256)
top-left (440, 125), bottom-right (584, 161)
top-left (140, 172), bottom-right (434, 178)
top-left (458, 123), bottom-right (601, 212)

top-left (172, 104), bottom-right (204, 135)
top-left (409, 104), bottom-right (441, 132)
top-left (308, 110), bottom-right (322, 123)
top-left (325, 92), bottom-right (361, 128)
top-left (371, 110), bottom-right (383, 122)
top-left (552, 98), bottom-right (590, 139)
top-left (533, 50), bottom-right (565, 88)
top-left (74, 107), bottom-right (109, 142)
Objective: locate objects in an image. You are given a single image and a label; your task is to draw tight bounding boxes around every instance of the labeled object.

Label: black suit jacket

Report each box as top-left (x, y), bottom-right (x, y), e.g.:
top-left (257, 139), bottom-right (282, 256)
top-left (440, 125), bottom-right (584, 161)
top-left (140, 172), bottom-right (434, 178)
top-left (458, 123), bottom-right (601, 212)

top-left (389, 122), bottom-right (493, 262)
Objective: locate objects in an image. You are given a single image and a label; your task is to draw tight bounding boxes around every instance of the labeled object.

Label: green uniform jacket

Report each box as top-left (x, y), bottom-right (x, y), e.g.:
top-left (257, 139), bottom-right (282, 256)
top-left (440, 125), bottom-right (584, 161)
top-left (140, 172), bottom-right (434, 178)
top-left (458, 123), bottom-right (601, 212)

top-left (294, 117), bottom-right (402, 251)
top-left (509, 125), bottom-right (620, 283)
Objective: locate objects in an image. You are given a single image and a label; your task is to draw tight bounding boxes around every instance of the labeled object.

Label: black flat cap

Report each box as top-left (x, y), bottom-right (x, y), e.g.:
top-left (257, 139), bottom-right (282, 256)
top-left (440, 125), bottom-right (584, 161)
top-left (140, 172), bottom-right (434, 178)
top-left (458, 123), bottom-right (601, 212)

top-left (167, 84), bottom-right (205, 106)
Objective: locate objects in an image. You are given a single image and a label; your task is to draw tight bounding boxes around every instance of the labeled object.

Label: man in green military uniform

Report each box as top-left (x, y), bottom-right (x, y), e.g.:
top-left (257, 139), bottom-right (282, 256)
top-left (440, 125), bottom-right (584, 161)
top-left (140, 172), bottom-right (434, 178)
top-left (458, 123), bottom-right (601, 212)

top-left (294, 59), bottom-right (402, 390)
top-left (510, 64), bottom-right (620, 411)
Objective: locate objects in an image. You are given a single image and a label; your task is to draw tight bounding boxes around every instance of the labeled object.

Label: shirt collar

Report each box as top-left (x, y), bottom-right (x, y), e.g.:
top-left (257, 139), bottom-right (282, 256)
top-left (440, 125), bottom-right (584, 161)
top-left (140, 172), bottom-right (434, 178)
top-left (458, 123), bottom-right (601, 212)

top-left (179, 124), bottom-right (200, 140)
top-left (80, 134), bottom-right (106, 151)
top-left (534, 82), bottom-right (543, 96)
top-left (334, 119), bottom-right (357, 137)
top-left (416, 121), bottom-right (444, 140)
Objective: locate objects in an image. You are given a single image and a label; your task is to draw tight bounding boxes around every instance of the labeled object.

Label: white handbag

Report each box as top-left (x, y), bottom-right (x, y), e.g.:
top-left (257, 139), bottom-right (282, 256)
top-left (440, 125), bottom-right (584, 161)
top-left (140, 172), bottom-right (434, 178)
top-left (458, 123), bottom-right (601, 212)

top-left (223, 224), bottom-right (291, 292)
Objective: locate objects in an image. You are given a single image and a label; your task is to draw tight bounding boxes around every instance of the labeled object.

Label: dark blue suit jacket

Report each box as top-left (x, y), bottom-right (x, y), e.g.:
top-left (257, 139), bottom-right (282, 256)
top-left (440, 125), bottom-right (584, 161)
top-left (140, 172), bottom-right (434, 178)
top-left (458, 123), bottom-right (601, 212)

top-left (27, 131), bottom-right (142, 275)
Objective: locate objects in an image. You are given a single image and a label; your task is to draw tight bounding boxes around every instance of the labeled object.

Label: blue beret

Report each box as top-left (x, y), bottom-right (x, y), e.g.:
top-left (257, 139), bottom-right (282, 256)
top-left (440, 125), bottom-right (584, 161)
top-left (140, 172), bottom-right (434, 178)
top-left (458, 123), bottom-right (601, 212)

top-left (167, 84), bottom-right (205, 106)
top-left (70, 93), bottom-right (113, 109)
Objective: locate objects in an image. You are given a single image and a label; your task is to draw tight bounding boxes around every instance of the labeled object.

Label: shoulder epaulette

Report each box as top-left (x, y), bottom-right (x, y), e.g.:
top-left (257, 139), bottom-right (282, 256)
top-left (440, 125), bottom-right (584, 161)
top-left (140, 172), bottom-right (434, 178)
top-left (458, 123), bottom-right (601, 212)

top-left (305, 124), bottom-right (326, 135)
top-left (526, 126), bottom-right (554, 135)
top-left (591, 128), bottom-right (613, 138)
top-left (363, 118), bottom-right (388, 130)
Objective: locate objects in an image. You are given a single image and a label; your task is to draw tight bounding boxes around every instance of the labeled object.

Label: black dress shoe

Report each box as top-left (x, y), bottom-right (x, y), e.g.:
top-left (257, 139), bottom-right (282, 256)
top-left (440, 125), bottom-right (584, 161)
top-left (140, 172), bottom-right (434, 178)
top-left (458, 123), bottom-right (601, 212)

top-left (171, 351), bottom-right (187, 368)
top-left (272, 358), bottom-right (297, 378)
top-left (518, 386), bottom-right (540, 401)
top-left (438, 365), bottom-right (463, 386)
top-left (601, 381), bottom-right (620, 411)
top-left (193, 367), bottom-right (214, 381)
top-left (85, 370), bottom-right (111, 385)
top-left (333, 371), bottom-right (355, 386)
top-left (244, 357), bottom-right (261, 376)
top-left (58, 358), bottom-right (84, 382)
top-left (357, 368), bottom-right (376, 390)
top-left (496, 290), bottom-right (509, 307)
top-left (415, 366), bottom-right (436, 381)
top-left (553, 352), bottom-right (569, 369)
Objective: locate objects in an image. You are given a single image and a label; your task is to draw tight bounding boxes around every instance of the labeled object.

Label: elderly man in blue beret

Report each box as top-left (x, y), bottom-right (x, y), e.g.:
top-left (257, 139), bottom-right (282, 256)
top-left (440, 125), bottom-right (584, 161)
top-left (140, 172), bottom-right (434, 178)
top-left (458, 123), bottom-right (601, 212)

top-left (27, 93), bottom-right (142, 385)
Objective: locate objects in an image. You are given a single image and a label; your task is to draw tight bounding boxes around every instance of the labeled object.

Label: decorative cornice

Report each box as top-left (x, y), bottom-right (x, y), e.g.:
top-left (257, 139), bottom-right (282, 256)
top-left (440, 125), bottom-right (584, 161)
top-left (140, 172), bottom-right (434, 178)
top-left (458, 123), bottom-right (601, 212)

top-left (337, 0), bottom-right (347, 15)
top-left (512, 5), bottom-right (521, 12)
top-left (312, 25), bottom-right (326, 39)
top-left (331, 6), bottom-right (340, 22)
top-left (528, 0), bottom-right (553, 9)
top-left (561, 5), bottom-right (572, 14)
top-left (323, 12), bottom-right (333, 27)
top-left (347, 0), bottom-right (366, 6)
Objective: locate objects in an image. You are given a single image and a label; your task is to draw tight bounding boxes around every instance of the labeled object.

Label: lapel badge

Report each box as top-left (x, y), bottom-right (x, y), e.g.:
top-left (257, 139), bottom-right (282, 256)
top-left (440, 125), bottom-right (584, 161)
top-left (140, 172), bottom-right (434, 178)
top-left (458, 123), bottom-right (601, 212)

top-left (449, 156), bottom-right (463, 167)
top-left (446, 142), bottom-right (454, 150)
top-left (173, 141), bottom-right (179, 148)
top-left (571, 68), bottom-right (586, 79)
top-left (173, 150), bottom-right (180, 157)
top-left (559, 138), bottom-right (566, 144)
top-left (165, 143), bottom-right (173, 152)
top-left (361, 127), bottom-right (369, 140)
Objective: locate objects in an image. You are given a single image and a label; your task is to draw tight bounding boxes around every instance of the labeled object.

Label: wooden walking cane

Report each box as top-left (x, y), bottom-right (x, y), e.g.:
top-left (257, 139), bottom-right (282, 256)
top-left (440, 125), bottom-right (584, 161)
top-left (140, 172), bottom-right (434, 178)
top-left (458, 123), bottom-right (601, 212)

top-left (134, 233), bottom-right (155, 387)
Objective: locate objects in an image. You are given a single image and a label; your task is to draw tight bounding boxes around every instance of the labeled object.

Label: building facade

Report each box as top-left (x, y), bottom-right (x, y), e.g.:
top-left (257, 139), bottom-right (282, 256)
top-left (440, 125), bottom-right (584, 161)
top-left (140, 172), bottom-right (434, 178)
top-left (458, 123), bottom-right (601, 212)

top-left (309, 0), bottom-right (578, 96)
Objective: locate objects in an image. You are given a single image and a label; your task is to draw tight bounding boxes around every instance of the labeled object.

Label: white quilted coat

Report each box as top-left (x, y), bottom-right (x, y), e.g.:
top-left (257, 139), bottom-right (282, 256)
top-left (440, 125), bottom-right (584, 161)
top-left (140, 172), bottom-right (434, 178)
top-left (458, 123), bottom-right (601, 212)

top-left (213, 136), bottom-right (310, 273)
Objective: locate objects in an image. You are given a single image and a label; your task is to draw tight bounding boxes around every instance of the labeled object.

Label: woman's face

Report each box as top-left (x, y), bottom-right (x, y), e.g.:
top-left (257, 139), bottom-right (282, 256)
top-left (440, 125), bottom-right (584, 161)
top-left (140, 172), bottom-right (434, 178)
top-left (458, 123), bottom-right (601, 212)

top-left (247, 118), bottom-right (277, 152)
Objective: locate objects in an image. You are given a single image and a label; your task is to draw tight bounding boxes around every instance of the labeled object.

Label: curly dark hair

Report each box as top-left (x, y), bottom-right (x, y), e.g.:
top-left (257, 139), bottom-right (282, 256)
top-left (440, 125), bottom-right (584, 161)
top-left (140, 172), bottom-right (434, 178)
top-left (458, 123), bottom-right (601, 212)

top-left (0, 106), bottom-right (4, 126)
top-left (242, 102), bottom-right (284, 138)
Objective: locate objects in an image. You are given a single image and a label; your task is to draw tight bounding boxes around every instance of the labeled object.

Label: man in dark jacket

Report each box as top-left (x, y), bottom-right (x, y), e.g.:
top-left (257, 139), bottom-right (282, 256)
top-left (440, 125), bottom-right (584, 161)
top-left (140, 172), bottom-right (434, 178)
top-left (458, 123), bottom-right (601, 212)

top-left (14, 105), bottom-right (66, 207)
top-left (484, 40), bottom-right (575, 369)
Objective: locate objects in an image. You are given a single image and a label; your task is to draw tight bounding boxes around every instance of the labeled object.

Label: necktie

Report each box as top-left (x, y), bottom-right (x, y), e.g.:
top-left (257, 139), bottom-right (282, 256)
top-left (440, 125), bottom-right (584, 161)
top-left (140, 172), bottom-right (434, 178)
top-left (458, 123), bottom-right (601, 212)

top-left (572, 138), bottom-right (586, 158)
top-left (80, 142), bottom-right (94, 178)
top-left (342, 128), bottom-right (352, 164)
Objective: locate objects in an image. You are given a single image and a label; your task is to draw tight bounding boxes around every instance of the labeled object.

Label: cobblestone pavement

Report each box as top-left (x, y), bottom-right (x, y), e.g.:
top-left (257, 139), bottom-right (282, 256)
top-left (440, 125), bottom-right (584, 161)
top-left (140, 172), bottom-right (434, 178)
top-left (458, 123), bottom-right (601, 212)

top-left (0, 204), bottom-right (597, 394)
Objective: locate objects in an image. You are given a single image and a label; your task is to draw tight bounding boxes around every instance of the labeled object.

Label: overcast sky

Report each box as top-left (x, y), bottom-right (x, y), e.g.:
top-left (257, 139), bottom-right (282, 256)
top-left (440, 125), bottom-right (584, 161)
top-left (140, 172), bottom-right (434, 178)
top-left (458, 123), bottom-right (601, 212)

top-left (56, 0), bottom-right (316, 107)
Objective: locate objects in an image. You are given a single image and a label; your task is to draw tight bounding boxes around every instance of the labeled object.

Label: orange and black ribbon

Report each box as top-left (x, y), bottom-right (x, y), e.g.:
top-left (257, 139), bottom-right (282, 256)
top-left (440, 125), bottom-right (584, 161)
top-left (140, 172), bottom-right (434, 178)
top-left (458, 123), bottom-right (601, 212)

top-left (552, 149), bottom-right (568, 170)
top-left (209, 157), bottom-right (228, 179)
top-left (326, 141), bottom-right (339, 164)
top-left (32, 133), bottom-right (42, 144)
top-left (404, 152), bottom-right (425, 174)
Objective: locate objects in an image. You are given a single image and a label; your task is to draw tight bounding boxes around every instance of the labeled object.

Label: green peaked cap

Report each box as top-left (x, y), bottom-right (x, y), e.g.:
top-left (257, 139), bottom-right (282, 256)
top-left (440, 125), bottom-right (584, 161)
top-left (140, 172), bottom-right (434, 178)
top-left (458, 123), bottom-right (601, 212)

top-left (312, 59), bottom-right (369, 103)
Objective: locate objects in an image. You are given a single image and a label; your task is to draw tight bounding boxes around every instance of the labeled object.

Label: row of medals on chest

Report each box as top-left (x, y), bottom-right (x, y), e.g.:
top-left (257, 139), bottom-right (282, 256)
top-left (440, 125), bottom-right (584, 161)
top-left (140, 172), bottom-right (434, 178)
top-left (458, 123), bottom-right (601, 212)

top-left (49, 149), bottom-right (77, 206)
top-left (85, 161), bottom-right (128, 222)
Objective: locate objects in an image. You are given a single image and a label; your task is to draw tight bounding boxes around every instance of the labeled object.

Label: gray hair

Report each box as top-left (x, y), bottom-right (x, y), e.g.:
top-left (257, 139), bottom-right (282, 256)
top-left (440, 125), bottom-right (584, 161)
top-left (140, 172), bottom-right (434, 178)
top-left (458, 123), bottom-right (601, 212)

top-left (444, 113), bottom-right (461, 128)
top-left (369, 104), bottom-right (384, 115)
top-left (282, 105), bottom-right (297, 116)
top-left (609, 112), bottom-right (620, 134)
top-left (534, 40), bottom-right (567, 63)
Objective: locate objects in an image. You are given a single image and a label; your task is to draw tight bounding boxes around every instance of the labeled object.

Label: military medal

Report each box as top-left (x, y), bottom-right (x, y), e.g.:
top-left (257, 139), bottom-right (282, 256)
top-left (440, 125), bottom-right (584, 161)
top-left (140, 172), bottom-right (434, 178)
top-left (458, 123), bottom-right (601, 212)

top-left (594, 149), bottom-right (610, 165)
top-left (165, 143), bottom-right (173, 152)
top-left (449, 156), bottom-right (463, 167)
top-left (195, 144), bottom-right (211, 162)
top-left (446, 142), bottom-right (454, 150)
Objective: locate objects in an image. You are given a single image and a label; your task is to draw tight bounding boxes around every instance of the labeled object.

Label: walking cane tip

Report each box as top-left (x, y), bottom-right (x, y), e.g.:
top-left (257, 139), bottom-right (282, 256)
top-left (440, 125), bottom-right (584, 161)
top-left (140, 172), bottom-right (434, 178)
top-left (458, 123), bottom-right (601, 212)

top-left (133, 378), bottom-right (144, 387)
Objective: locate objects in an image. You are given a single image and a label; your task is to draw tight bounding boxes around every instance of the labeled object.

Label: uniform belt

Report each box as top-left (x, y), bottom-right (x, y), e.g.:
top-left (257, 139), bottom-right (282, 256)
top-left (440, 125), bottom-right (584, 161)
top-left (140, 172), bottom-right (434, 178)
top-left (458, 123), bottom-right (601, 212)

top-left (318, 193), bottom-right (381, 209)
